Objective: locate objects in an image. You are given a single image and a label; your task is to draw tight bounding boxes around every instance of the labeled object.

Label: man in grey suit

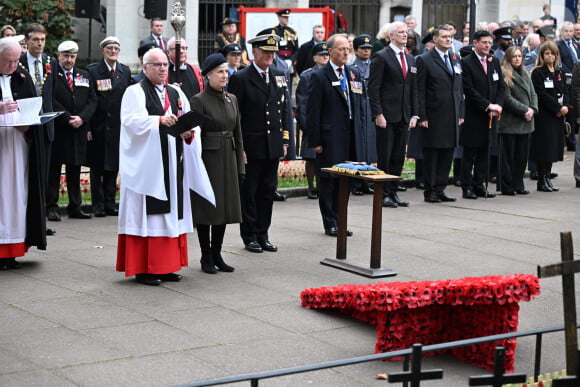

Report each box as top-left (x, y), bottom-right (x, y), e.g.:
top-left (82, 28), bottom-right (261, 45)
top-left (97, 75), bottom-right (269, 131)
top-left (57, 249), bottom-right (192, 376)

top-left (416, 25), bottom-right (465, 203)
top-left (368, 21), bottom-right (418, 207)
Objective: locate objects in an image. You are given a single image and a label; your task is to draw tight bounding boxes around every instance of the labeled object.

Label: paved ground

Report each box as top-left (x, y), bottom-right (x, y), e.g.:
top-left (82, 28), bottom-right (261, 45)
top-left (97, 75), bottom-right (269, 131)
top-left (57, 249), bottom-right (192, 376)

top-left (1, 155), bottom-right (579, 387)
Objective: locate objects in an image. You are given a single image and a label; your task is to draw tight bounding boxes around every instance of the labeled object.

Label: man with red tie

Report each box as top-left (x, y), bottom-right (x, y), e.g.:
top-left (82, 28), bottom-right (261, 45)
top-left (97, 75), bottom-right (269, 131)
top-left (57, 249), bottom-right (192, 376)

top-left (369, 21), bottom-right (418, 208)
top-left (139, 18), bottom-right (168, 51)
top-left (47, 41), bottom-right (97, 220)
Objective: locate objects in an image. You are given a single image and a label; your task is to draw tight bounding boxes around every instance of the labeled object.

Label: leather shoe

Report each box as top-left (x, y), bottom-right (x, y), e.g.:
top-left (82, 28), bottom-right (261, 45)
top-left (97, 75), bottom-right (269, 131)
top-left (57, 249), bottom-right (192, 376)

top-left (0, 258), bottom-right (20, 270)
top-left (396, 185), bottom-right (407, 192)
top-left (362, 186), bottom-right (374, 194)
top-left (438, 192), bottom-right (457, 202)
top-left (391, 192), bottom-right (409, 207)
top-left (46, 228), bottom-right (56, 236)
top-left (530, 171), bottom-right (539, 180)
top-left (324, 227), bottom-right (353, 237)
top-left (94, 209), bottom-right (106, 218)
top-left (245, 241), bottom-right (263, 253)
top-left (135, 274), bottom-right (161, 286)
top-left (424, 192), bottom-right (442, 203)
top-left (550, 172), bottom-right (558, 179)
top-left (516, 189), bottom-right (530, 195)
top-left (415, 182), bottom-right (425, 190)
top-left (157, 273), bottom-right (182, 282)
top-left (259, 240), bottom-right (278, 252)
top-left (501, 190), bottom-right (515, 196)
top-left (382, 195), bottom-right (398, 208)
top-left (273, 191), bottom-right (287, 201)
top-left (68, 209), bottom-right (91, 219)
top-left (105, 208), bottom-right (118, 216)
top-left (47, 209), bottom-right (61, 221)
top-left (352, 188), bottom-right (364, 196)
top-left (462, 189), bottom-right (478, 199)
top-left (307, 188), bottom-right (318, 199)
top-left (474, 187), bottom-right (496, 198)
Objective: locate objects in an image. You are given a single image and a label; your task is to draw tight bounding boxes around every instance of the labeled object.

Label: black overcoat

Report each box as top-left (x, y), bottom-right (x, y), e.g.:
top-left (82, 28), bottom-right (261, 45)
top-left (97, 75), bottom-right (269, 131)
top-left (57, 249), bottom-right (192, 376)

top-left (460, 53), bottom-right (505, 148)
top-left (86, 59), bottom-right (131, 170)
top-left (416, 49), bottom-right (464, 149)
top-left (52, 67), bottom-right (97, 165)
top-left (530, 66), bottom-right (567, 162)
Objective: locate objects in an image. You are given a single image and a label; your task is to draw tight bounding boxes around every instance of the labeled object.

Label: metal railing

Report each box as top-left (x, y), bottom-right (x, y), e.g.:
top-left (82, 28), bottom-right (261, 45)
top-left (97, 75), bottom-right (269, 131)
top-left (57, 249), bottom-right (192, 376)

top-left (168, 323), bottom-right (578, 387)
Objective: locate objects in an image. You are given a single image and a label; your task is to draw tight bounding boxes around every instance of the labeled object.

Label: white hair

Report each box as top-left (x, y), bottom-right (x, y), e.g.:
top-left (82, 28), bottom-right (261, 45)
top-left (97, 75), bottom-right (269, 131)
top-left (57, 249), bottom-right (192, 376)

top-left (376, 23), bottom-right (391, 40)
top-left (0, 37), bottom-right (21, 55)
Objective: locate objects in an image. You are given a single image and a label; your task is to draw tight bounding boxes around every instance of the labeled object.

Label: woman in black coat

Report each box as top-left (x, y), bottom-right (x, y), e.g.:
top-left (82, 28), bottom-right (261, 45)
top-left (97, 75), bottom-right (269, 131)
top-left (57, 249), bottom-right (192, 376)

top-left (530, 41), bottom-right (568, 192)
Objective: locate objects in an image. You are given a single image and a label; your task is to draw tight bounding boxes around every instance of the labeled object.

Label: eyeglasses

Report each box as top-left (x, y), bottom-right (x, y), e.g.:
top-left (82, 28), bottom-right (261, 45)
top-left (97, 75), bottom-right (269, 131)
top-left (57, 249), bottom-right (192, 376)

top-left (146, 62), bottom-right (169, 68)
top-left (104, 46), bottom-right (120, 52)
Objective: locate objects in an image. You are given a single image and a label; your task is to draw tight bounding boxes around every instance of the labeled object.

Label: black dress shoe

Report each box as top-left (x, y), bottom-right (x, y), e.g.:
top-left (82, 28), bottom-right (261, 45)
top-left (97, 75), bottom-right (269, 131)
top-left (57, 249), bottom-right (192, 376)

top-left (530, 171), bottom-right (539, 180)
top-left (501, 190), bottom-right (516, 196)
top-left (415, 182), bottom-right (425, 190)
top-left (396, 185), bottom-right (407, 192)
top-left (157, 273), bottom-right (182, 282)
top-left (273, 191), bottom-right (287, 201)
top-left (362, 186), bottom-right (374, 194)
top-left (259, 240), bottom-right (278, 252)
top-left (391, 193), bottom-right (409, 207)
top-left (516, 189), bottom-right (530, 195)
top-left (424, 192), bottom-right (442, 203)
top-left (68, 210), bottom-right (91, 219)
top-left (474, 188), bottom-right (496, 198)
top-left (324, 227), bottom-right (353, 237)
top-left (46, 228), bottom-right (56, 236)
top-left (382, 195), bottom-right (398, 208)
top-left (47, 209), bottom-right (61, 221)
top-left (352, 188), bottom-right (364, 196)
top-left (307, 188), bottom-right (318, 199)
top-left (0, 258), bottom-right (20, 270)
top-left (94, 209), bottom-right (106, 218)
top-left (105, 208), bottom-right (119, 216)
top-left (550, 172), bottom-right (558, 179)
top-left (438, 192), bottom-right (457, 202)
top-left (135, 274), bottom-right (161, 286)
top-left (462, 189), bottom-right (478, 199)
top-left (245, 241), bottom-right (263, 253)
top-left (453, 179), bottom-right (462, 187)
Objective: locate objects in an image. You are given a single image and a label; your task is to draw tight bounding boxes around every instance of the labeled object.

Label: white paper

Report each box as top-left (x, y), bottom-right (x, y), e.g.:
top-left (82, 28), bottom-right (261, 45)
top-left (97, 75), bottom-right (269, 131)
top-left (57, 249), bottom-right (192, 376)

top-left (0, 97), bottom-right (43, 127)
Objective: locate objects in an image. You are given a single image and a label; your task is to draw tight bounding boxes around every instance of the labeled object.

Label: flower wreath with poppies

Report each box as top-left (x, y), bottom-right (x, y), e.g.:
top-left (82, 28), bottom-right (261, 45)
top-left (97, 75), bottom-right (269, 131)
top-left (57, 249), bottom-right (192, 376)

top-left (300, 274), bottom-right (540, 372)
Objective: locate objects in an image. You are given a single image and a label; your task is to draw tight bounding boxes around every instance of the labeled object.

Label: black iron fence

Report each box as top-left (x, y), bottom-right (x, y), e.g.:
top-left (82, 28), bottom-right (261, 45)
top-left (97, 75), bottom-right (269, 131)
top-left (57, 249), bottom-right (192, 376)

top-left (168, 323), bottom-right (577, 387)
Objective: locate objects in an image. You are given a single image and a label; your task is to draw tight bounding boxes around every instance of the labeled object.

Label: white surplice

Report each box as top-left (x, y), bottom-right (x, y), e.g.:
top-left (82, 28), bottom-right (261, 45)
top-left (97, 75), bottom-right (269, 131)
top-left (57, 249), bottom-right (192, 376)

top-left (118, 83), bottom-right (214, 237)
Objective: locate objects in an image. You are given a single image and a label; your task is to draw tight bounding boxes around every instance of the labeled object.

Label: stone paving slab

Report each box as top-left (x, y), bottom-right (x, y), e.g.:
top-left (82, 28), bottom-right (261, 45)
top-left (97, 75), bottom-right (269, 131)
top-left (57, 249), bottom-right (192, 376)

top-left (0, 156), bottom-right (578, 386)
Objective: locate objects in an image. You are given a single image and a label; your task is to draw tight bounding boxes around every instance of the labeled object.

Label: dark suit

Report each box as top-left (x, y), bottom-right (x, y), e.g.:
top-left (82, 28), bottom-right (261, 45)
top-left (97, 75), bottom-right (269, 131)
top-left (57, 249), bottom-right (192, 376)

top-left (416, 49), bottom-right (464, 197)
top-left (306, 63), bottom-right (364, 231)
top-left (139, 34), bottom-right (168, 51)
top-left (87, 59), bottom-right (131, 213)
top-left (228, 65), bottom-right (290, 245)
top-left (557, 39), bottom-right (578, 149)
top-left (19, 53), bottom-right (56, 184)
top-left (459, 53), bottom-right (505, 191)
top-left (47, 66), bottom-right (97, 214)
top-left (368, 46), bottom-right (418, 194)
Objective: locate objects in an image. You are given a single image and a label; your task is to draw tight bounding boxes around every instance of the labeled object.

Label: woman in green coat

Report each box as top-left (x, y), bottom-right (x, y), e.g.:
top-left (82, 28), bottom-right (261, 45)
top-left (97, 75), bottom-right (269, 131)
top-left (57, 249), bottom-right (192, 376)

top-left (190, 54), bottom-right (245, 274)
top-left (499, 46), bottom-right (538, 195)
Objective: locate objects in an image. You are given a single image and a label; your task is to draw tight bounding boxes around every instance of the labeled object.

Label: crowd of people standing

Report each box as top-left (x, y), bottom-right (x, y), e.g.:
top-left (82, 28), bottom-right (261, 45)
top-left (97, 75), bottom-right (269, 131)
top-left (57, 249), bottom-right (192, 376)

top-left (1, 5), bottom-right (579, 285)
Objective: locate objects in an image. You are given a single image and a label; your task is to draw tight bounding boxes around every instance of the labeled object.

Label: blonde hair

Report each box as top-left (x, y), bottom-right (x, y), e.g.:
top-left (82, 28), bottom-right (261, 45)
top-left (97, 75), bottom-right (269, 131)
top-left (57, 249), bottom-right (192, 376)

top-left (501, 46), bottom-right (524, 88)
